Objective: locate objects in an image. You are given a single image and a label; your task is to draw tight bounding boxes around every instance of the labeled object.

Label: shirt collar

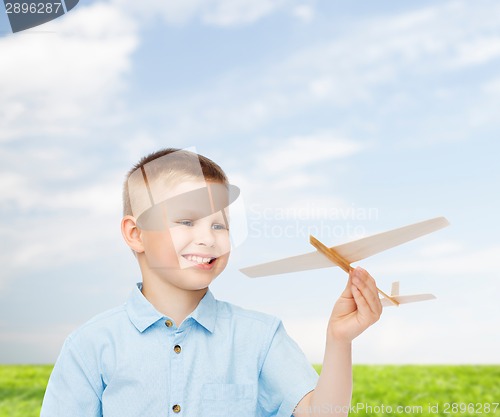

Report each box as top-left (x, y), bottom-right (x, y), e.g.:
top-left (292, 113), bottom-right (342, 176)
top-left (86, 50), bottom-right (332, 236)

top-left (188, 289), bottom-right (216, 333)
top-left (126, 282), bottom-right (217, 333)
top-left (125, 283), bottom-right (164, 333)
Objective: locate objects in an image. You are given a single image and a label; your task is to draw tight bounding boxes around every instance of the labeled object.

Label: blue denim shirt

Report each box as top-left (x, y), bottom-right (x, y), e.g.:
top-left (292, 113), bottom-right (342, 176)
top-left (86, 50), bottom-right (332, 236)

top-left (40, 283), bottom-right (318, 417)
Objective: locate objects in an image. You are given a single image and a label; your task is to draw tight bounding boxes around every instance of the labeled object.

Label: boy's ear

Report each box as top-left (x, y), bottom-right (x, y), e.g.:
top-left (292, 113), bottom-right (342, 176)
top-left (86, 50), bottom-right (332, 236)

top-left (121, 215), bottom-right (145, 253)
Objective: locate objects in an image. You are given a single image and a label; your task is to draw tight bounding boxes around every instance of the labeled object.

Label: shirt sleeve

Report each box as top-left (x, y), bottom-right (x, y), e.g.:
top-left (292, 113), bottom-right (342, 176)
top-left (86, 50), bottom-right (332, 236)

top-left (257, 320), bottom-right (319, 417)
top-left (40, 335), bottom-right (103, 417)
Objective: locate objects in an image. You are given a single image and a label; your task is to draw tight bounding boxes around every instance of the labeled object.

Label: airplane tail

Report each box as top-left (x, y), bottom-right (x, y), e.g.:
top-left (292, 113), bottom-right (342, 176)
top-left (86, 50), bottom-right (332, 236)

top-left (381, 281), bottom-right (436, 307)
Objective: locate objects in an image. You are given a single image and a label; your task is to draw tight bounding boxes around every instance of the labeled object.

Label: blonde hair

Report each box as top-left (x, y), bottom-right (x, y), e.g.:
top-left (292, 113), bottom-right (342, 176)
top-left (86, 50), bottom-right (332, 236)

top-left (122, 148), bottom-right (228, 217)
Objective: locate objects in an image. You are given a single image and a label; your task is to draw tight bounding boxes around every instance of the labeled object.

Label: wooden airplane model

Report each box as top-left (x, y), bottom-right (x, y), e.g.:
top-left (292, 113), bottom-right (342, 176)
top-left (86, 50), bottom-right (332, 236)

top-left (240, 217), bottom-right (449, 307)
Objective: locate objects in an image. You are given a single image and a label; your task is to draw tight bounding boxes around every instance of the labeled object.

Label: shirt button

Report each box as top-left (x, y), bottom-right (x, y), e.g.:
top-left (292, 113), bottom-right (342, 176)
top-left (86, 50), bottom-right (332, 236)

top-left (165, 320), bottom-right (173, 327)
top-left (173, 345), bottom-right (181, 354)
top-left (172, 404), bottom-right (181, 413)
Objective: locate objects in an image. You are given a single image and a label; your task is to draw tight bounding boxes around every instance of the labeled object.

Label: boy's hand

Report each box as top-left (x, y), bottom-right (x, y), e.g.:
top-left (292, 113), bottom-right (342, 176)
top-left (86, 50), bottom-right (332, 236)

top-left (327, 267), bottom-right (383, 343)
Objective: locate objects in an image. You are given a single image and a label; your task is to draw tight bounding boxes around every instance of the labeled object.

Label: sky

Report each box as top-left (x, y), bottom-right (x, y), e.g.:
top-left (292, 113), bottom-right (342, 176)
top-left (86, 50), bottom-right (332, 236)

top-left (0, 0), bottom-right (499, 364)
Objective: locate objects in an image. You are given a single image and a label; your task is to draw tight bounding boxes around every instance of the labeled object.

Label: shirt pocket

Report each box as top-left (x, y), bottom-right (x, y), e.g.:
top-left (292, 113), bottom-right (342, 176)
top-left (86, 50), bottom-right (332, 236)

top-left (201, 383), bottom-right (256, 417)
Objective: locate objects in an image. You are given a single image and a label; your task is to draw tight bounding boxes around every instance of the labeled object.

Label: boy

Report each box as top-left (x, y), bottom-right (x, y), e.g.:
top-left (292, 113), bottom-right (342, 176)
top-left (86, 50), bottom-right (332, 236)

top-left (40, 148), bottom-right (382, 417)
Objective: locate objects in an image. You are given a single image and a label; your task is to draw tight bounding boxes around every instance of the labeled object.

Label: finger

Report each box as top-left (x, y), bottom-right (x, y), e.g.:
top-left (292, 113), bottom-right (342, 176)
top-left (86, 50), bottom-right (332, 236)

top-left (351, 283), bottom-right (373, 320)
top-left (352, 283), bottom-right (381, 327)
top-left (340, 273), bottom-right (354, 299)
top-left (361, 268), bottom-right (383, 316)
top-left (360, 268), bottom-right (383, 316)
top-left (357, 268), bottom-right (380, 304)
top-left (352, 267), bottom-right (382, 319)
top-left (352, 268), bottom-right (378, 311)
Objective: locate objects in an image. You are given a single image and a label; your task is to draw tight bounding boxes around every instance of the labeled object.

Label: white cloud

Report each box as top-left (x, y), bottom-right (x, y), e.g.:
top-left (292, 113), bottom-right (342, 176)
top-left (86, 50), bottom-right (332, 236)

top-left (283, 317), bottom-right (327, 363)
top-left (222, 133), bottom-right (368, 248)
top-left (0, 173), bottom-right (29, 209)
top-left (5, 217), bottom-right (119, 268)
top-left (417, 240), bottom-right (464, 257)
top-left (0, 2), bottom-right (138, 141)
top-left (121, 132), bottom-right (159, 163)
top-left (446, 36), bottom-right (500, 68)
top-left (2, 0), bottom-right (500, 365)
top-left (257, 133), bottom-right (364, 174)
top-left (134, 1), bottom-right (500, 144)
top-left (202, 0), bottom-right (285, 27)
top-left (0, 1), bottom-right (139, 283)
top-left (221, 132), bottom-right (365, 218)
top-left (111, 0), bottom-right (287, 27)
top-left (482, 77), bottom-right (500, 95)
top-left (353, 313), bottom-right (500, 364)
top-left (282, 2), bottom-right (500, 90)
top-left (0, 324), bottom-right (77, 363)
top-left (0, 150), bottom-right (124, 281)
top-left (0, 166), bottom-right (122, 215)
top-left (291, 4), bottom-right (314, 23)
top-left (379, 245), bottom-right (500, 276)
top-left (111, 0), bottom-right (204, 25)
top-left (319, 3), bottom-right (500, 87)
top-left (0, 204), bottom-right (125, 294)
top-left (283, 307), bottom-right (500, 364)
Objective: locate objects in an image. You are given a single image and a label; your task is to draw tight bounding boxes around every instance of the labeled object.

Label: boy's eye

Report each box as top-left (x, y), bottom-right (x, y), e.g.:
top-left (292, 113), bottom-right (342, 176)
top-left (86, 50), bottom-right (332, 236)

top-left (175, 219), bottom-right (228, 230)
top-left (212, 223), bottom-right (227, 231)
top-left (177, 220), bottom-right (193, 227)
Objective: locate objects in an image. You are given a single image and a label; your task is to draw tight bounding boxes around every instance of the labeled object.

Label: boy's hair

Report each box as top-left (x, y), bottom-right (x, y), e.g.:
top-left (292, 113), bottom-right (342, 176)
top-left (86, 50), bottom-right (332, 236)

top-left (122, 148), bottom-right (228, 217)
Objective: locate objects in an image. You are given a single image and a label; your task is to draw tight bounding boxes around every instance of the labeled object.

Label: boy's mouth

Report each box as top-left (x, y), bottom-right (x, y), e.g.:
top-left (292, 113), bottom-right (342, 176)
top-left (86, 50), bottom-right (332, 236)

top-left (182, 254), bottom-right (217, 265)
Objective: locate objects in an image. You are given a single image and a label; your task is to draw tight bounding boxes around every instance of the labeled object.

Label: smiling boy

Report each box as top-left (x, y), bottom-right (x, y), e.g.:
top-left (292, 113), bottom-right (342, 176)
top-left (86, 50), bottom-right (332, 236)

top-left (40, 148), bottom-right (382, 417)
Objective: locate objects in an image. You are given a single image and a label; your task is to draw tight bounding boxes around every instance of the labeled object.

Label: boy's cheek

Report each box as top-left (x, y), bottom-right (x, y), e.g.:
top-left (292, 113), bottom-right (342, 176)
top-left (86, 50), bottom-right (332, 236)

top-left (218, 234), bottom-right (231, 257)
top-left (215, 251), bottom-right (230, 271)
top-left (143, 231), bottom-right (181, 270)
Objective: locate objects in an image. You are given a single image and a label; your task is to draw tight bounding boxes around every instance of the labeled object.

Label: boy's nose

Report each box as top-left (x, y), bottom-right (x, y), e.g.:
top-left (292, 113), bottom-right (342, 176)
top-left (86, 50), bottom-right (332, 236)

top-left (193, 225), bottom-right (216, 247)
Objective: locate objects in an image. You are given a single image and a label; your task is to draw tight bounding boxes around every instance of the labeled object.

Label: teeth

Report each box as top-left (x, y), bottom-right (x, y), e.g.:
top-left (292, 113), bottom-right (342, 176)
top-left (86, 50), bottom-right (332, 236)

top-left (184, 255), bottom-right (214, 264)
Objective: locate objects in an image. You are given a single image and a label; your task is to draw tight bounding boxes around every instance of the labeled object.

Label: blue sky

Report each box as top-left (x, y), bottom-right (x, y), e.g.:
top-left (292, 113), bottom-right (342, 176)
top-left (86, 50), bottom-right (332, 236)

top-left (1, 0), bottom-right (499, 364)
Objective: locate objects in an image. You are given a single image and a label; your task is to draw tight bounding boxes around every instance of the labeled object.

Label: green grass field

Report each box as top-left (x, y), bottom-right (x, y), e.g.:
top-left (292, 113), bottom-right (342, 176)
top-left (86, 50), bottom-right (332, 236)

top-left (1, 365), bottom-right (498, 416)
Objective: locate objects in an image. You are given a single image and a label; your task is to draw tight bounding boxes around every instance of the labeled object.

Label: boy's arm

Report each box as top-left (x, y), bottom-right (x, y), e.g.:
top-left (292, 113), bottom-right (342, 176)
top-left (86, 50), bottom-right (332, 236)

top-left (293, 267), bottom-right (382, 417)
top-left (40, 336), bottom-right (103, 417)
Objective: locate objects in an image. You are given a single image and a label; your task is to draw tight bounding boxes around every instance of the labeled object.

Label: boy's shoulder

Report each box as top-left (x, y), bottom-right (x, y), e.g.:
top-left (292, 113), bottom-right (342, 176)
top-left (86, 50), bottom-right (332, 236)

top-left (83, 304), bottom-right (127, 327)
top-left (64, 290), bottom-right (284, 347)
top-left (65, 304), bottom-right (128, 345)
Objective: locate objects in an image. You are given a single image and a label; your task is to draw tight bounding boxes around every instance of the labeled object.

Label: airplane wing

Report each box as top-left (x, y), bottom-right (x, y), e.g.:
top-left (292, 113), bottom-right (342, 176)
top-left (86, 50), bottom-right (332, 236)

top-left (240, 216), bottom-right (449, 278)
top-left (381, 294), bottom-right (436, 307)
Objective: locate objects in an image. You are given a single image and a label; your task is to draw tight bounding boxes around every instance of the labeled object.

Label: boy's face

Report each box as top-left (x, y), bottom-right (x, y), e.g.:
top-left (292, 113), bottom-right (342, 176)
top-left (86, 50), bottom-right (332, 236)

top-left (138, 179), bottom-right (231, 291)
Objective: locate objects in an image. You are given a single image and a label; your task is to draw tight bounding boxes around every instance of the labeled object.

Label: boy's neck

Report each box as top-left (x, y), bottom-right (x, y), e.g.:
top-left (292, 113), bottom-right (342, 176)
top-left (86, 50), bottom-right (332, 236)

top-left (140, 278), bottom-right (208, 327)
